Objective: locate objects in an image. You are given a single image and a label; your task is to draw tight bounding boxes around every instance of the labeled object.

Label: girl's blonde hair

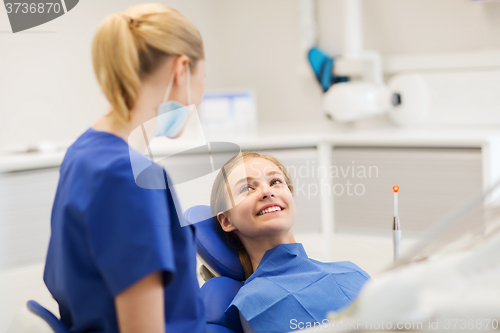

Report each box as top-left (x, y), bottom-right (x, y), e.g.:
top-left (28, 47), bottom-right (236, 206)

top-left (210, 152), bottom-right (294, 280)
top-left (92, 3), bottom-right (204, 122)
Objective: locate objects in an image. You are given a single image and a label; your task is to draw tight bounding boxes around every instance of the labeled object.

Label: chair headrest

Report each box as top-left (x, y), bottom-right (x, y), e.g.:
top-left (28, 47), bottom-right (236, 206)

top-left (185, 205), bottom-right (245, 282)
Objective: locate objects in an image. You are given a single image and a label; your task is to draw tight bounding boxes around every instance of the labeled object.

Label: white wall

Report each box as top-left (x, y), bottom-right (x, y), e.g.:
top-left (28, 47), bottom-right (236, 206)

top-left (210, 0), bottom-right (324, 123)
top-left (0, 0), bottom-right (327, 150)
top-left (0, 0), bottom-right (222, 149)
top-left (2, 0), bottom-right (500, 149)
top-left (318, 0), bottom-right (500, 55)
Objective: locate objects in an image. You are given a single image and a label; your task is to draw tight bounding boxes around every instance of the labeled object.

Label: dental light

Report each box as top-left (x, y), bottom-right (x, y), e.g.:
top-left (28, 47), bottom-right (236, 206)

top-left (321, 0), bottom-right (430, 125)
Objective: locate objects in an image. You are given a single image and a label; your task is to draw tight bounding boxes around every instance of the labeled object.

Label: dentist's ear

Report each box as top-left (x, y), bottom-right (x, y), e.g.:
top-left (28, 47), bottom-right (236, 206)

top-left (217, 212), bottom-right (237, 232)
top-left (173, 55), bottom-right (190, 85)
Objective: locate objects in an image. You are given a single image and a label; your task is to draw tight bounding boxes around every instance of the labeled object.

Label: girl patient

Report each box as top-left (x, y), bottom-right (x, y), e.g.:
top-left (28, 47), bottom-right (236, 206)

top-left (210, 152), bottom-right (370, 333)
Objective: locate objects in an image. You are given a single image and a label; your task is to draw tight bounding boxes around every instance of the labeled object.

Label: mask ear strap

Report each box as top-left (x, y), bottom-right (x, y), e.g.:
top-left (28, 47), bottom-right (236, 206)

top-left (187, 65), bottom-right (191, 106)
top-left (162, 69), bottom-right (176, 103)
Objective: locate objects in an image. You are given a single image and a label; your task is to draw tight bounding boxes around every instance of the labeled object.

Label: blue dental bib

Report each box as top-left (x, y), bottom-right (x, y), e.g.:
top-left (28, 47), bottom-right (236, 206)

top-left (227, 243), bottom-right (370, 332)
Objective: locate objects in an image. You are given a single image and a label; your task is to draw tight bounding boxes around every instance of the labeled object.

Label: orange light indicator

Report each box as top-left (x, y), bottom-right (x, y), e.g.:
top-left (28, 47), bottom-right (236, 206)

top-left (393, 185), bottom-right (399, 193)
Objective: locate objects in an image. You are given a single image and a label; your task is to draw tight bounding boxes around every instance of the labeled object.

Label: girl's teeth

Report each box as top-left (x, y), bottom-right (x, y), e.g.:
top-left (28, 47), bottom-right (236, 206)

top-left (259, 206), bottom-right (282, 215)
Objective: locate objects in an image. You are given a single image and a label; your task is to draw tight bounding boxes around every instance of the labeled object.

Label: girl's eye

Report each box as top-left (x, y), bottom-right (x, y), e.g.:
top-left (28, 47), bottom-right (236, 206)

top-left (270, 178), bottom-right (283, 186)
top-left (241, 185), bottom-right (253, 193)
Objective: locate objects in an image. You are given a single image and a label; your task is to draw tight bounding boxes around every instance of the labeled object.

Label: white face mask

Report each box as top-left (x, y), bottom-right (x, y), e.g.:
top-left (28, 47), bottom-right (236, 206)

top-left (155, 66), bottom-right (193, 138)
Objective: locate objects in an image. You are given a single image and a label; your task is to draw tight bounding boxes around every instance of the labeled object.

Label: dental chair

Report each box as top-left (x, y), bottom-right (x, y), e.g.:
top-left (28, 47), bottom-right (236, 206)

top-left (8, 300), bottom-right (69, 333)
top-left (185, 205), bottom-right (246, 333)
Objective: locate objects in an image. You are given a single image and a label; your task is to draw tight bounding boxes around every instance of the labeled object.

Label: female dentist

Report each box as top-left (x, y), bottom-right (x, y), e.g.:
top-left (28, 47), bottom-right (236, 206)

top-left (43, 4), bottom-right (206, 333)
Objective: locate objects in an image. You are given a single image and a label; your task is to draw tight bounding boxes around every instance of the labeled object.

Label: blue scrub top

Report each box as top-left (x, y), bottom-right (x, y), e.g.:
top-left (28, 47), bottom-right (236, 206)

top-left (43, 128), bottom-right (206, 333)
top-left (228, 243), bottom-right (370, 332)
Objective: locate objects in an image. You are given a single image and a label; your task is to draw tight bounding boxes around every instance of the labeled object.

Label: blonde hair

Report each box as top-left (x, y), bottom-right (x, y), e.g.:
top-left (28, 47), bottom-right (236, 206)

top-left (92, 3), bottom-right (204, 122)
top-left (210, 152), bottom-right (294, 280)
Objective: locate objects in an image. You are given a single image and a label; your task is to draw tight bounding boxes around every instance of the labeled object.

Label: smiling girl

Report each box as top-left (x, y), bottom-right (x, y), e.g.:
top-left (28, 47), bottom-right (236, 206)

top-left (210, 152), bottom-right (370, 333)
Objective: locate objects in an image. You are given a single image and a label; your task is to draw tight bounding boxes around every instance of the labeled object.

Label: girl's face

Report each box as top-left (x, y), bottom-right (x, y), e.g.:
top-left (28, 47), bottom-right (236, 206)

top-left (218, 158), bottom-right (297, 239)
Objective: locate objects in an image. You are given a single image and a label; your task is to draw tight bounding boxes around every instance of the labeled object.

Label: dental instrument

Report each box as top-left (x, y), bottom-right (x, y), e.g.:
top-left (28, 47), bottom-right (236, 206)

top-left (393, 185), bottom-right (401, 262)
